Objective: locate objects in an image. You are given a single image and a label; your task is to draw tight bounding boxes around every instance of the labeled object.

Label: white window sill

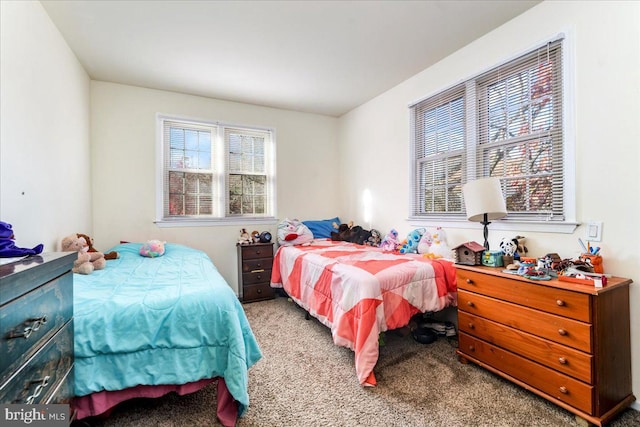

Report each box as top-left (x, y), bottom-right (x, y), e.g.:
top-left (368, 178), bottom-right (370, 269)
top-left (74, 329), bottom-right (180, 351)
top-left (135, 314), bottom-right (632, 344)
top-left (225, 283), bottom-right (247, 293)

top-left (155, 217), bottom-right (278, 228)
top-left (407, 218), bottom-right (579, 234)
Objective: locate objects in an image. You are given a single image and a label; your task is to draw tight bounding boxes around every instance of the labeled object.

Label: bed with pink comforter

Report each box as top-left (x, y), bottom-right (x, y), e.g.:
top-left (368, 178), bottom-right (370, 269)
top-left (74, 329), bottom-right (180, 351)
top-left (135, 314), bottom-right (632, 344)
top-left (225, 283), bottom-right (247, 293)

top-left (270, 239), bottom-right (457, 386)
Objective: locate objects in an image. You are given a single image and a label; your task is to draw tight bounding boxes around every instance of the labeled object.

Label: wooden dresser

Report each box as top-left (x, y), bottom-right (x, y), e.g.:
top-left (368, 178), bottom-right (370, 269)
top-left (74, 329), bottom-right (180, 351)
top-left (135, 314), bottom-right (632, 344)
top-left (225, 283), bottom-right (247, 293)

top-left (0, 252), bottom-right (76, 406)
top-left (456, 265), bottom-right (634, 426)
top-left (237, 242), bottom-right (274, 303)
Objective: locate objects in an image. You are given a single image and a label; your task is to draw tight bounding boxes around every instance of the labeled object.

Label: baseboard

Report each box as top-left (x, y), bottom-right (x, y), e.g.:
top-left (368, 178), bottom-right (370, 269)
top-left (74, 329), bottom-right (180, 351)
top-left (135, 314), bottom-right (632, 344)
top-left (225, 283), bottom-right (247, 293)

top-left (631, 401), bottom-right (639, 412)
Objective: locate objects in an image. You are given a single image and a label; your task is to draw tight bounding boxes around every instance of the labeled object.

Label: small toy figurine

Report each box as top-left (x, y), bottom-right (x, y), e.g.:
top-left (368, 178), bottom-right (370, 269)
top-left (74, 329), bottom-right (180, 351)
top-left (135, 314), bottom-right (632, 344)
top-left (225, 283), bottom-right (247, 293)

top-left (238, 228), bottom-right (252, 245)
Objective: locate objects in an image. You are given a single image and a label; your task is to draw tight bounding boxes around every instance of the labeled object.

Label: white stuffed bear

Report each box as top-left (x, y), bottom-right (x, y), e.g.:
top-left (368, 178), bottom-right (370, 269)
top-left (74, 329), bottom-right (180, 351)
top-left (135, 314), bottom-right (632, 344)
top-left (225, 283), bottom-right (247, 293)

top-left (417, 231), bottom-right (433, 254)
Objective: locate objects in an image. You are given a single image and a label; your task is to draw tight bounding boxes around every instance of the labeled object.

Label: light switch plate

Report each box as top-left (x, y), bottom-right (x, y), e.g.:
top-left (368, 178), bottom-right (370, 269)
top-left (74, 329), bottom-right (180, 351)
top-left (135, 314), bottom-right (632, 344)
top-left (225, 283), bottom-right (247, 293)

top-left (585, 221), bottom-right (602, 242)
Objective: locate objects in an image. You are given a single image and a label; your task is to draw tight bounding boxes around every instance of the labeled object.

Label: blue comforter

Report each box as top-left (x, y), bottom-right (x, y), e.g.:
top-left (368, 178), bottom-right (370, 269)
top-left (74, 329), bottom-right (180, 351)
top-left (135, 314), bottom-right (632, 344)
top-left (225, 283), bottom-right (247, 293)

top-left (73, 243), bottom-right (261, 415)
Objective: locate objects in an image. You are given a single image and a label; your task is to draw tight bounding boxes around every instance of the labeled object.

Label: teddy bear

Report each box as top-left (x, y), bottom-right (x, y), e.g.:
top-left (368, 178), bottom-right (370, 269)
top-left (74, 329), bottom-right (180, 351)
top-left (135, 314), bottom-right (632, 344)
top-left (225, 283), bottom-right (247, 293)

top-left (76, 232), bottom-right (119, 260)
top-left (61, 234), bottom-right (106, 274)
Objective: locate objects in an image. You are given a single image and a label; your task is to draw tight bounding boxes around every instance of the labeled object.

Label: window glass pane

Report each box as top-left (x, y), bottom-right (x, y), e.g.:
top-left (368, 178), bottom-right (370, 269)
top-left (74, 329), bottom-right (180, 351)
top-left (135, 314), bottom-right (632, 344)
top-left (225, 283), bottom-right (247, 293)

top-left (199, 152), bottom-right (211, 170)
top-left (229, 195), bottom-right (241, 215)
top-left (169, 193), bottom-right (183, 215)
top-left (170, 128), bottom-right (184, 149)
top-left (185, 130), bottom-right (198, 150)
top-left (185, 150), bottom-right (198, 169)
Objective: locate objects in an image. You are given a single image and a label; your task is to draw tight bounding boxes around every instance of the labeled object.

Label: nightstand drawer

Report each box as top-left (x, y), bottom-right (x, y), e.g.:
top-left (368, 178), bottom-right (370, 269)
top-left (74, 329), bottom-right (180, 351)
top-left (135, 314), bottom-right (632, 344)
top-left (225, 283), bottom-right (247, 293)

top-left (459, 311), bottom-right (593, 383)
top-left (459, 333), bottom-right (594, 414)
top-left (459, 289), bottom-right (592, 352)
top-left (240, 245), bottom-right (273, 260)
top-left (457, 269), bottom-right (591, 322)
top-left (0, 320), bottom-right (73, 404)
top-left (0, 271), bottom-right (73, 383)
top-left (242, 258), bottom-right (272, 273)
top-left (243, 283), bottom-right (274, 302)
top-left (242, 269), bottom-right (272, 285)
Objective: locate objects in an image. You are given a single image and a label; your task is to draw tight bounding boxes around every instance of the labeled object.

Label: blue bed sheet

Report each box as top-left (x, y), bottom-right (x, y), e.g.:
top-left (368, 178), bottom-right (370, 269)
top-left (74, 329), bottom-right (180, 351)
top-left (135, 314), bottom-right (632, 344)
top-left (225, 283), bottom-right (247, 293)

top-left (73, 243), bottom-right (261, 415)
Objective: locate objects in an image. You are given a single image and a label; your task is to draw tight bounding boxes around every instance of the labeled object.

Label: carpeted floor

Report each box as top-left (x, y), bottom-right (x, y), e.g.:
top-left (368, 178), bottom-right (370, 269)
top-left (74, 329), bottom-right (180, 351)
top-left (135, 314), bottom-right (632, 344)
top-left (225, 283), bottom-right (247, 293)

top-left (80, 296), bottom-right (639, 427)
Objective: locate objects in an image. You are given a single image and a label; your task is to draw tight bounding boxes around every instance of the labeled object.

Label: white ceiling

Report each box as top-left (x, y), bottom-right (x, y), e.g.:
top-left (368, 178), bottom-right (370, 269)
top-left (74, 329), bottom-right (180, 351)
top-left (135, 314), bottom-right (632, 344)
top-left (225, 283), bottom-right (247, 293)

top-left (41, 0), bottom-right (540, 117)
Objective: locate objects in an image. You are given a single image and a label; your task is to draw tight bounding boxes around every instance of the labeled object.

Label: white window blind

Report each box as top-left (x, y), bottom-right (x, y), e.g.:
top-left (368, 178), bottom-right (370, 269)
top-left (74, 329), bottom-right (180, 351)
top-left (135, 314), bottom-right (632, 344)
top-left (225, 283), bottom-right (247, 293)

top-left (410, 38), bottom-right (566, 223)
top-left (158, 116), bottom-right (275, 223)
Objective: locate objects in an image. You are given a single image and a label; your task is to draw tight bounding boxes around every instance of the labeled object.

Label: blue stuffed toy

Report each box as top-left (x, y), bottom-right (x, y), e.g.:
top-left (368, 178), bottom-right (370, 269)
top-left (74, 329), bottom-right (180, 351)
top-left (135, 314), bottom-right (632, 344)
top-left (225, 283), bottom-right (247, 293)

top-left (399, 228), bottom-right (426, 254)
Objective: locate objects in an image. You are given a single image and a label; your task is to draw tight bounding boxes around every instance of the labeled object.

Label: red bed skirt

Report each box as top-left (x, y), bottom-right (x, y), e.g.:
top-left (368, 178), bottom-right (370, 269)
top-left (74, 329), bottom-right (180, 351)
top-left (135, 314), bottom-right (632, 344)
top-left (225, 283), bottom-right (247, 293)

top-left (73, 377), bottom-right (238, 427)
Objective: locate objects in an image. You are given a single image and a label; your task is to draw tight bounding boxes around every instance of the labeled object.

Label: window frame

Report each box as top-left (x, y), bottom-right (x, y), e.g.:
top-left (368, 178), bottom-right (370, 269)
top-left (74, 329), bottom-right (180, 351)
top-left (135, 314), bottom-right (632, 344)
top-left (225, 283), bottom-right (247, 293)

top-left (155, 114), bottom-right (277, 227)
top-left (409, 33), bottom-right (577, 234)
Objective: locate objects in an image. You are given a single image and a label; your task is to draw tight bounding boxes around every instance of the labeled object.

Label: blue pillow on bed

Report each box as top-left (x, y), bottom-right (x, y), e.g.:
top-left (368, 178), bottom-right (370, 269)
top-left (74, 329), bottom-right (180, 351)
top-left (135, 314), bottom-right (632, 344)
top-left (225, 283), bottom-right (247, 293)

top-left (302, 217), bottom-right (340, 239)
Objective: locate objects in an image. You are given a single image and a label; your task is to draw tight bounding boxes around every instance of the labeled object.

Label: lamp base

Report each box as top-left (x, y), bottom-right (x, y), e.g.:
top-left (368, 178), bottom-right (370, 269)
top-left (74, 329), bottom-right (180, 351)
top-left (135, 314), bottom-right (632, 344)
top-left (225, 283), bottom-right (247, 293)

top-left (481, 213), bottom-right (491, 251)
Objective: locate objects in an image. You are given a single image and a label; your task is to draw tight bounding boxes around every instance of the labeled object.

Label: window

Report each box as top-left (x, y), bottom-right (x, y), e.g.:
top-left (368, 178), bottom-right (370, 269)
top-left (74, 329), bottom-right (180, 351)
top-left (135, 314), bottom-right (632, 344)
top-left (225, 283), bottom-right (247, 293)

top-left (410, 38), bottom-right (571, 227)
top-left (157, 115), bottom-right (275, 225)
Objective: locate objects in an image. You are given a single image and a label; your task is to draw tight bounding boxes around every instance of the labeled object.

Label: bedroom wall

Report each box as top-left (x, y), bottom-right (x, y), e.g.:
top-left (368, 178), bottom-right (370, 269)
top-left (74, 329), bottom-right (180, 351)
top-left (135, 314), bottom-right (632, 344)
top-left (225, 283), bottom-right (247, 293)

top-left (90, 81), bottom-right (339, 294)
top-left (337, 0), bottom-right (640, 410)
top-left (0, 0), bottom-right (91, 251)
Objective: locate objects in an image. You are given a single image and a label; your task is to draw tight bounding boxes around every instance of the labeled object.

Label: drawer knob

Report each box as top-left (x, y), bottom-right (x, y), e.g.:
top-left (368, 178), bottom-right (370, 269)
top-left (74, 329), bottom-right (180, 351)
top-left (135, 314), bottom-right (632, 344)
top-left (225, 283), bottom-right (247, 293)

top-left (467, 301), bottom-right (475, 307)
top-left (466, 279), bottom-right (474, 284)
top-left (256, 275), bottom-right (262, 280)
top-left (558, 328), bottom-right (567, 336)
top-left (257, 289), bottom-right (262, 294)
top-left (559, 386), bottom-right (568, 394)
top-left (256, 251), bottom-right (261, 255)
top-left (468, 345), bottom-right (475, 352)
top-left (468, 323), bottom-right (474, 329)
top-left (558, 357), bottom-right (567, 365)
top-left (556, 299), bottom-right (565, 306)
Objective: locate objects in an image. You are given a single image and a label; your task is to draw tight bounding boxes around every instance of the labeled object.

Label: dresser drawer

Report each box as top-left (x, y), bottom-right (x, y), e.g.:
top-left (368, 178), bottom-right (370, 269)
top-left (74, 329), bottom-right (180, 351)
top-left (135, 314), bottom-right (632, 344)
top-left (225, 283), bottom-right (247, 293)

top-left (459, 289), bottom-right (592, 353)
top-left (0, 320), bottom-right (73, 404)
top-left (0, 271), bottom-right (73, 383)
top-left (242, 258), bottom-right (272, 273)
top-left (242, 269), bottom-right (272, 285)
top-left (459, 311), bottom-right (593, 383)
top-left (243, 283), bottom-right (275, 302)
top-left (459, 333), bottom-right (594, 414)
top-left (240, 245), bottom-right (273, 260)
top-left (457, 270), bottom-right (591, 322)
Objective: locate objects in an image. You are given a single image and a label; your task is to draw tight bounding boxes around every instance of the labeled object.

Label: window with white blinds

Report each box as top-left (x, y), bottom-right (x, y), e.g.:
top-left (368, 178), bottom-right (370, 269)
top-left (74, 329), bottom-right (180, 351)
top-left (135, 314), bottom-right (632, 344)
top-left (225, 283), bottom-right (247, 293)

top-left (158, 116), bottom-right (275, 223)
top-left (410, 38), bottom-right (566, 223)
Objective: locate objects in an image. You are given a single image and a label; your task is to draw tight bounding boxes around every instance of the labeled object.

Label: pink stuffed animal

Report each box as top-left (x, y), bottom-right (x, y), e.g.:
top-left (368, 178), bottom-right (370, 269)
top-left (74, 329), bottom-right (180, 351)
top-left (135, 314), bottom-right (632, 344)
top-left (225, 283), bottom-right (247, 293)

top-left (379, 229), bottom-right (399, 251)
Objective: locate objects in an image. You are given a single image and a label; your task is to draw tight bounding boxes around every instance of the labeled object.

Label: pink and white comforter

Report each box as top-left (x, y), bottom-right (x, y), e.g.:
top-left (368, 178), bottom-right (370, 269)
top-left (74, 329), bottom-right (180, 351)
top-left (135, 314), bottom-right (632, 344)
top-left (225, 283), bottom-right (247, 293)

top-left (270, 239), bottom-right (457, 386)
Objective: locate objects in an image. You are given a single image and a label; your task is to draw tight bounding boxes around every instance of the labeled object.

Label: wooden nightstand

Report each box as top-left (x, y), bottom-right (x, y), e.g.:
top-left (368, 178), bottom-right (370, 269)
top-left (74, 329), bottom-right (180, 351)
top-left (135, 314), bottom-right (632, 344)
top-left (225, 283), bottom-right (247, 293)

top-left (237, 242), bottom-right (274, 303)
top-left (0, 252), bottom-right (76, 406)
top-left (455, 264), bottom-right (635, 427)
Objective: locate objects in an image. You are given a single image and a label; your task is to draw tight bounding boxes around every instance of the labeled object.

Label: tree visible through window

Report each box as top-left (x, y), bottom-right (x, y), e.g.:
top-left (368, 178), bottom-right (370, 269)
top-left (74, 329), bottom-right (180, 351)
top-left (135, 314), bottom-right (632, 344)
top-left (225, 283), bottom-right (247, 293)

top-left (411, 39), bottom-right (565, 222)
top-left (158, 117), bottom-right (275, 222)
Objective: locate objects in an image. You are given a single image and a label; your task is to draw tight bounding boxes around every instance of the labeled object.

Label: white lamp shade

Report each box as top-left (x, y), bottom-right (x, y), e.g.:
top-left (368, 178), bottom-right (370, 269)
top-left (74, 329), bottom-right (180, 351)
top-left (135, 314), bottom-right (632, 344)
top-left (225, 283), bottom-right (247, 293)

top-left (462, 177), bottom-right (507, 222)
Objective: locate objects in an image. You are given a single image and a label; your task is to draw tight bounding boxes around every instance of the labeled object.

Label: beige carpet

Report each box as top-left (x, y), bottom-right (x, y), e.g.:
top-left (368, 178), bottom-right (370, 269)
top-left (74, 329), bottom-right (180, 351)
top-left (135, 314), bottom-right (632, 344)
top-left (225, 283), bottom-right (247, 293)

top-left (79, 296), bottom-right (639, 427)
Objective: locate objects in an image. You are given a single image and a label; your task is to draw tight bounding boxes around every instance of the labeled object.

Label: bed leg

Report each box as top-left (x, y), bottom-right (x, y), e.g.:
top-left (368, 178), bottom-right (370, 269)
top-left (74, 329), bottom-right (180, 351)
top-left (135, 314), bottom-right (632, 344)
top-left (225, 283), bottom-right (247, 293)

top-left (305, 311), bottom-right (310, 320)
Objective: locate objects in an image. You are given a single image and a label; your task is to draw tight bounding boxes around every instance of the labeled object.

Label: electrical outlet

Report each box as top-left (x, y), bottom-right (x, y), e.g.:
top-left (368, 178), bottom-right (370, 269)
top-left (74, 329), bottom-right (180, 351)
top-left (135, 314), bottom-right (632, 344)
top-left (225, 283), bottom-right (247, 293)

top-left (585, 221), bottom-right (602, 242)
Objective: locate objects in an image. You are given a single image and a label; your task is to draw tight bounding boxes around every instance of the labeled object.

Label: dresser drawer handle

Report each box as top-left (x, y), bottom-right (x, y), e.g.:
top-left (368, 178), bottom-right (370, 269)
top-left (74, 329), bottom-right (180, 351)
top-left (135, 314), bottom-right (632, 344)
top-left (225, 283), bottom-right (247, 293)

top-left (559, 386), bottom-right (568, 394)
top-left (25, 376), bottom-right (51, 404)
top-left (251, 269), bottom-right (265, 273)
top-left (257, 289), bottom-right (262, 294)
top-left (255, 250), bottom-right (261, 255)
top-left (466, 279), bottom-right (474, 284)
top-left (468, 345), bottom-right (475, 352)
top-left (556, 299), bottom-right (565, 306)
top-left (468, 323), bottom-right (474, 329)
top-left (558, 357), bottom-right (567, 365)
top-left (10, 316), bottom-right (48, 340)
top-left (467, 301), bottom-right (475, 307)
top-left (256, 275), bottom-right (262, 280)
top-left (558, 328), bottom-right (567, 336)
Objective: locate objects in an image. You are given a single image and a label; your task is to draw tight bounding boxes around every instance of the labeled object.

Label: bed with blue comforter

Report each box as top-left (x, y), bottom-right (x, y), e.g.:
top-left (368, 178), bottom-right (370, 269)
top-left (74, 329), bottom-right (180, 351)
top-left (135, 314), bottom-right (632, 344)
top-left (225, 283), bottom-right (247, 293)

top-left (72, 243), bottom-right (261, 425)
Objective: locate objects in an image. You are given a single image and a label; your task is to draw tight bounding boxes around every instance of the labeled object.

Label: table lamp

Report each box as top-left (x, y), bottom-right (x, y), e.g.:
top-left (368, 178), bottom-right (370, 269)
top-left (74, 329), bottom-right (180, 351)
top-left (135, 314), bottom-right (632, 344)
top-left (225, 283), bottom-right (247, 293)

top-left (462, 177), bottom-right (507, 251)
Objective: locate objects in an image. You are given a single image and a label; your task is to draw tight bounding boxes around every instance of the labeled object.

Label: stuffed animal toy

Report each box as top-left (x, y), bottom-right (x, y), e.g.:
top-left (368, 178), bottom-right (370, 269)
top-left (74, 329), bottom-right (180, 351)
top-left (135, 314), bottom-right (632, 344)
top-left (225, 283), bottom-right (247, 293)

top-left (417, 231), bottom-right (434, 254)
top-left (0, 221), bottom-right (43, 257)
top-left (499, 237), bottom-right (517, 257)
top-left (331, 222), bottom-right (353, 241)
top-left (76, 233), bottom-right (119, 260)
top-left (60, 234), bottom-right (106, 274)
top-left (277, 218), bottom-right (313, 246)
top-left (426, 227), bottom-right (452, 259)
top-left (140, 240), bottom-right (165, 257)
top-left (379, 229), bottom-right (399, 251)
top-left (251, 230), bottom-right (261, 243)
top-left (514, 235), bottom-right (528, 260)
top-left (399, 228), bottom-right (426, 254)
top-left (366, 229), bottom-right (382, 247)
top-left (237, 228), bottom-right (252, 245)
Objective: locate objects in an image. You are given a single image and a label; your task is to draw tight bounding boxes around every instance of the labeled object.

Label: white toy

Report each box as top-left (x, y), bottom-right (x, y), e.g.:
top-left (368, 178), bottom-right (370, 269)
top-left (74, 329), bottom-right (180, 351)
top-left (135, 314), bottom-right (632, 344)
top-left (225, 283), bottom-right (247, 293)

top-left (426, 227), bottom-right (452, 259)
top-left (417, 231), bottom-right (433, 254)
